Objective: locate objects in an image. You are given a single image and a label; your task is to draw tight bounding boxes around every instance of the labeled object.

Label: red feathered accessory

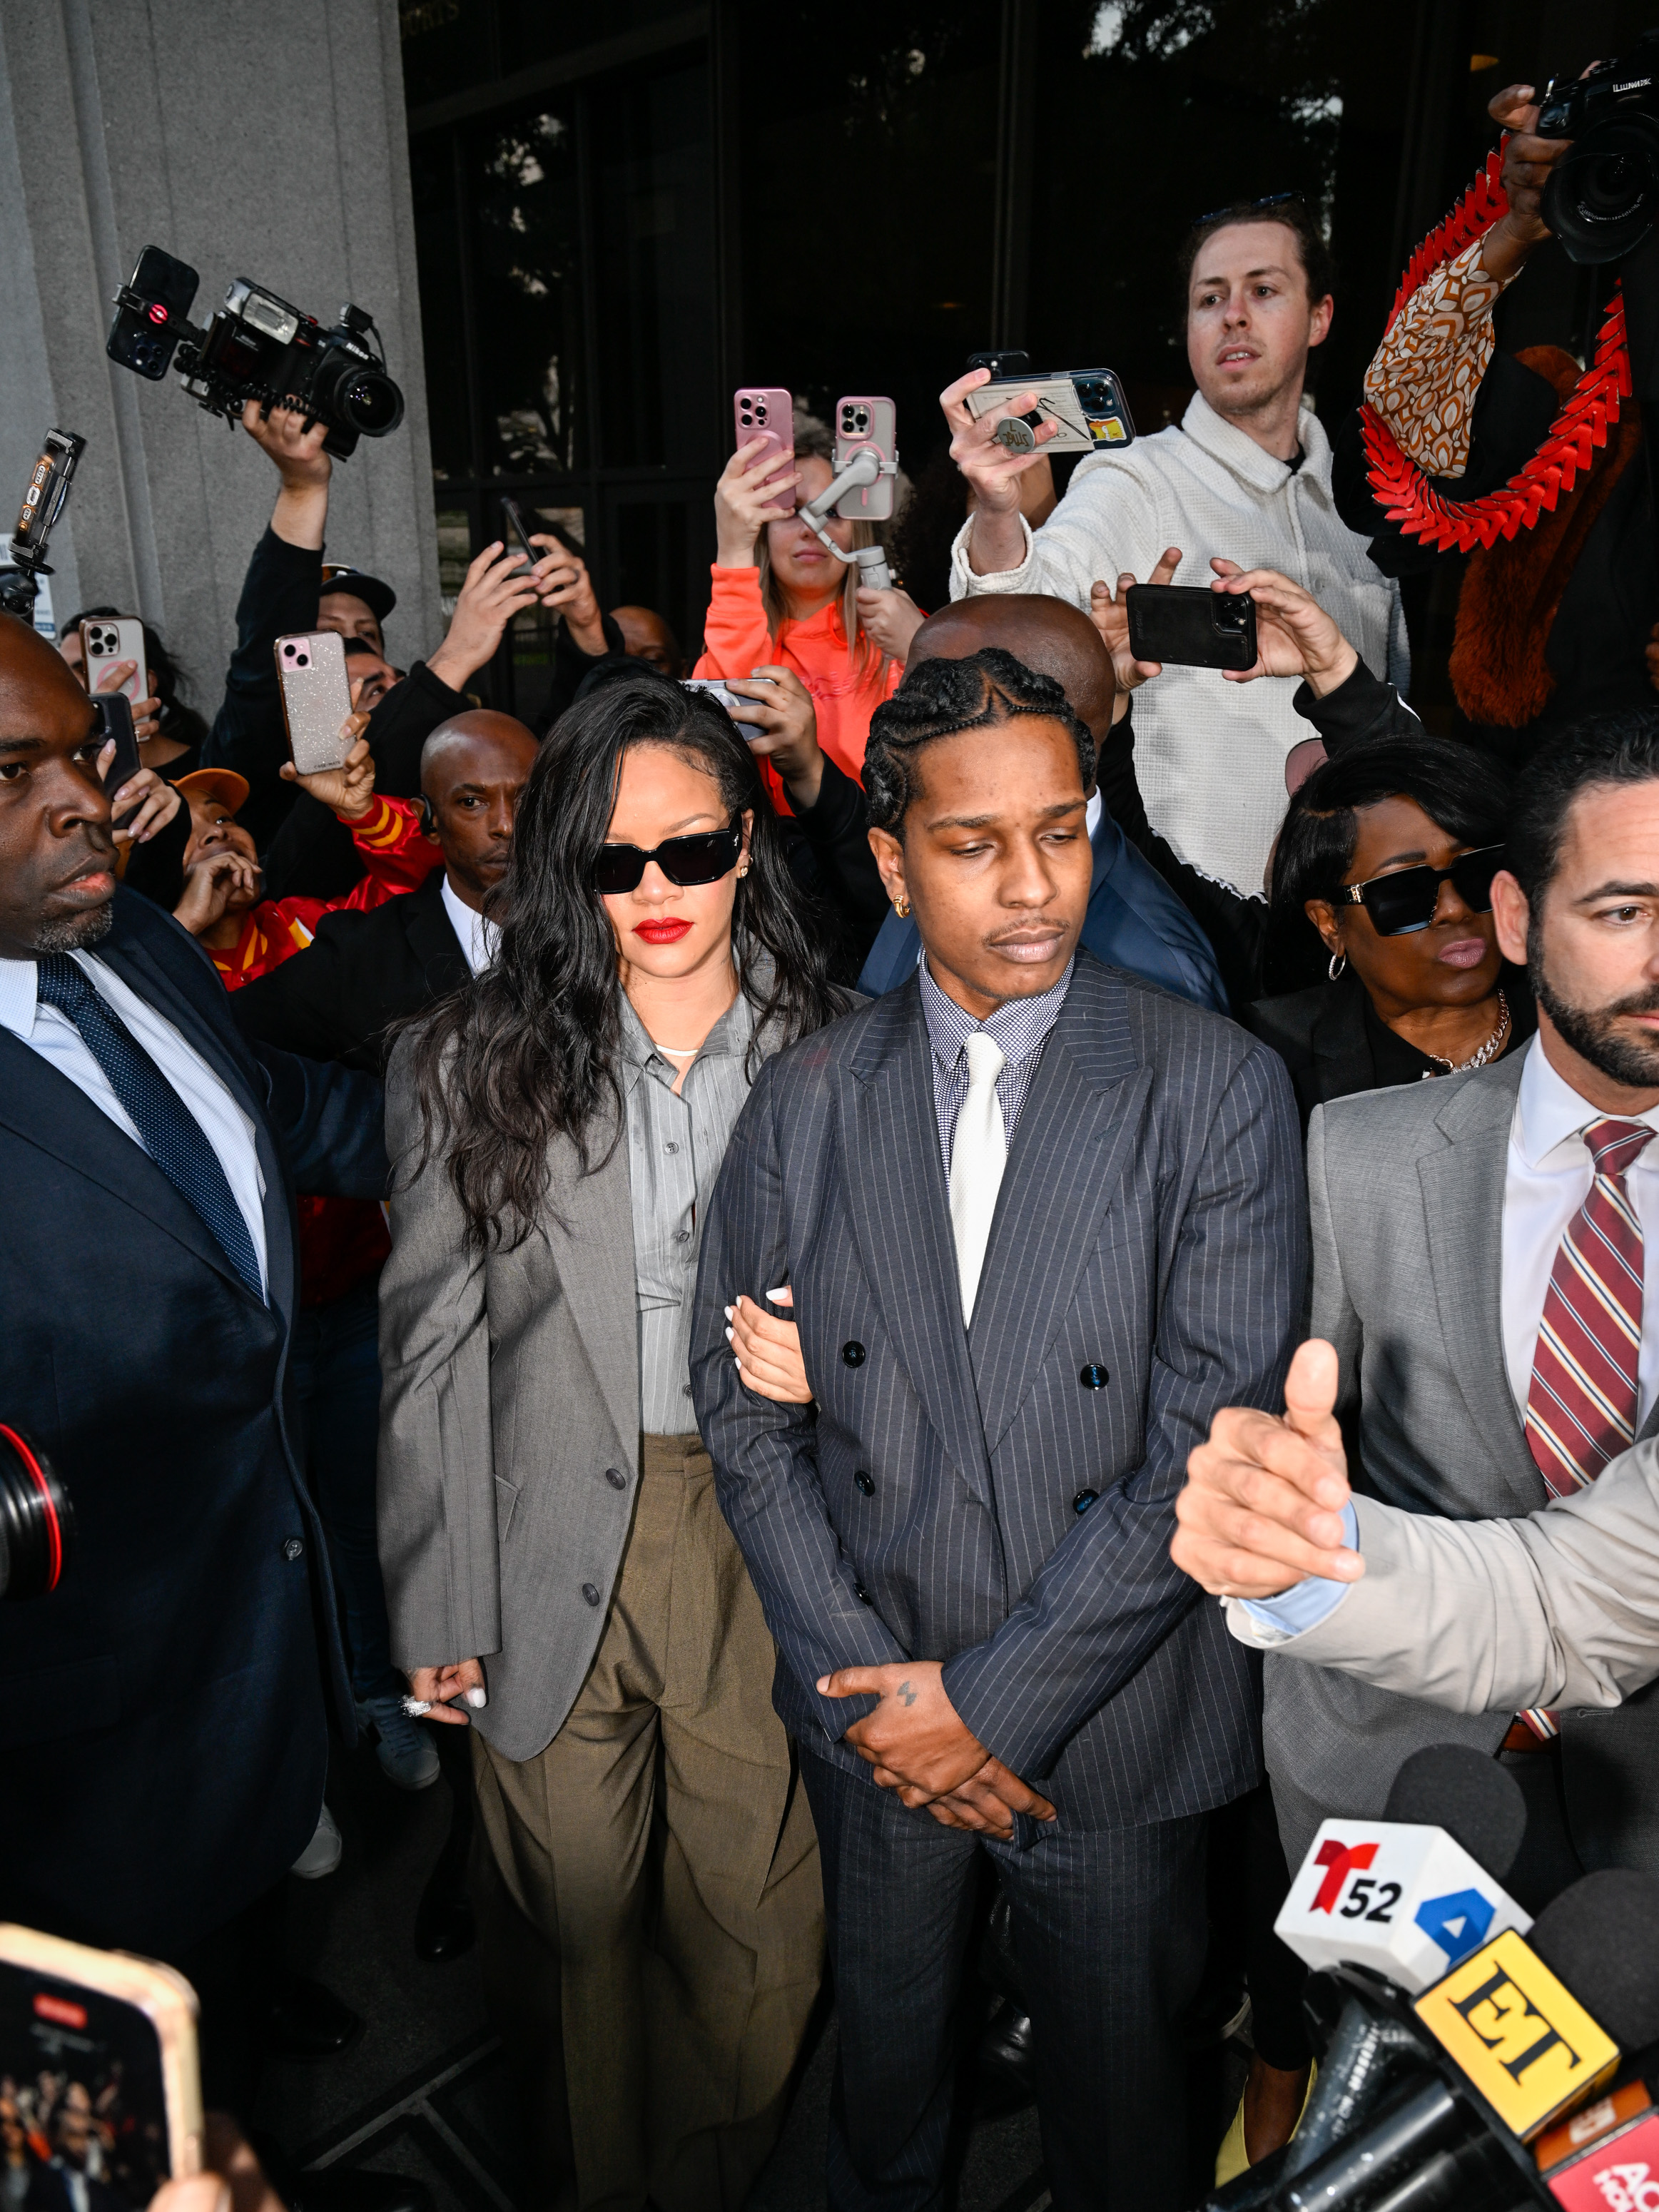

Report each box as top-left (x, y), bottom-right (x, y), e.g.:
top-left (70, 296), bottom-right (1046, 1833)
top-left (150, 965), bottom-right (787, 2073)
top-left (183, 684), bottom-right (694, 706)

top-left (1360, 141), bottom-right (1633, 553)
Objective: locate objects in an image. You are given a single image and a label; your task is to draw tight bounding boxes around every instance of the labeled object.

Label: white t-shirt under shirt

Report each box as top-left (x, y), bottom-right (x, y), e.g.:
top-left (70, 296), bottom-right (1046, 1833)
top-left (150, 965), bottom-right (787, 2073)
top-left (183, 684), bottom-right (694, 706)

top-left (950, 390), bottom-right (1409, 900)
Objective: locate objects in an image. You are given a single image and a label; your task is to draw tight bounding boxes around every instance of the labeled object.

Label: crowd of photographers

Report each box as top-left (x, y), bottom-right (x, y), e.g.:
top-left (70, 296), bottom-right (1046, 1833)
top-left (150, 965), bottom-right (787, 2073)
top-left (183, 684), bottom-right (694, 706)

top-left (16, 65), bottom-right (1659, 2212)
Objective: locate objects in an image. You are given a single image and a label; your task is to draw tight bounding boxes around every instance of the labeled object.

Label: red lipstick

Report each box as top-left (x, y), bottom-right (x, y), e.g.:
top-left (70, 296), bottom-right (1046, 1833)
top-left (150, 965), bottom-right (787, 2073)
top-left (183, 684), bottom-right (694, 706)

top-left (634, 918), bottom-right (693, 944)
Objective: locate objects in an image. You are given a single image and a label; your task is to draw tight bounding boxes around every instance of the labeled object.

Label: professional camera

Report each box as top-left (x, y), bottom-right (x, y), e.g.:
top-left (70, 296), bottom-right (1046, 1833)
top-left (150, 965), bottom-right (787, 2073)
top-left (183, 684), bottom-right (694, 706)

top-left (106, 245), bottom-right (405, 460)
top-left (1538, 31), bottom-right (1659, 264)
top-left (0, 1426), bottom-right (73, 1600)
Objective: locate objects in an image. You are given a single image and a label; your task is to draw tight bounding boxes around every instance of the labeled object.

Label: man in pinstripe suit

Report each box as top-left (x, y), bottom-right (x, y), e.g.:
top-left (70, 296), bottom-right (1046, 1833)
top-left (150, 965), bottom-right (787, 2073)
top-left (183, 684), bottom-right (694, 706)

top-left (692, 649), bottom-right (1305, 2211)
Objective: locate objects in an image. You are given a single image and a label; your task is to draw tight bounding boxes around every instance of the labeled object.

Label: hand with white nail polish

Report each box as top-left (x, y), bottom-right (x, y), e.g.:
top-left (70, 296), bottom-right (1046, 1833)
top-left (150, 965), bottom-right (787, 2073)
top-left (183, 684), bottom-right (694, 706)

top-left (728, 1286), bottom-right (813, 1404)
top-left (404, 1658), bottom-right (486, 1724)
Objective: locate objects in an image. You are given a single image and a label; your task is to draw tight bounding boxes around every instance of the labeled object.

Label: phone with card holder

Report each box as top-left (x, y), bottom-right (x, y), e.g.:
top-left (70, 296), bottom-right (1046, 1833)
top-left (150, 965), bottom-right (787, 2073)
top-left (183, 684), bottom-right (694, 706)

top-left (81, 616), bottom-right (148, 709)
top-left (964, 368), bottom-right (1136, 455)
top-left (0, 1922), bottom-right (203, 2207)
top-left (733, 388), bottom-right (795, 519)
top-left (833, 397), bottom-right (897, 521)
top-left (1125, 583), bottom-right (1257, 671)
top-left (275, 631), bottom-right (355, 774)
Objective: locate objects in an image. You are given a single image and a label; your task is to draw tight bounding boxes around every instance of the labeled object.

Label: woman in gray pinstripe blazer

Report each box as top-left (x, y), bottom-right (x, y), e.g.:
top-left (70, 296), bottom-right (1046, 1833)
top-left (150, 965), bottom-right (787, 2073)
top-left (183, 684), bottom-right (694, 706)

top-left (376, 673), bottom-right (849, 2212)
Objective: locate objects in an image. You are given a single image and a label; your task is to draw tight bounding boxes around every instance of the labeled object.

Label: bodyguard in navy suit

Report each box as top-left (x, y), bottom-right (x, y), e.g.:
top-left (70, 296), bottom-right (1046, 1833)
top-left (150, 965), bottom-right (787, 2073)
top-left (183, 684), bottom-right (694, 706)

top-left (0, 622), bottom-right (384, 2053)
top-left (694, 651), bottom-right (1304, 2211)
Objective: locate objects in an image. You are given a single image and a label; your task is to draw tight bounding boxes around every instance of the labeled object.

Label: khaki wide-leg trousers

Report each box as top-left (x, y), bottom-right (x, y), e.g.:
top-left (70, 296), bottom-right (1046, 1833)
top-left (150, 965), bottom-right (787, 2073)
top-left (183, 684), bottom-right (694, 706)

top-left (472, 1434), bottom-right (824, 2212)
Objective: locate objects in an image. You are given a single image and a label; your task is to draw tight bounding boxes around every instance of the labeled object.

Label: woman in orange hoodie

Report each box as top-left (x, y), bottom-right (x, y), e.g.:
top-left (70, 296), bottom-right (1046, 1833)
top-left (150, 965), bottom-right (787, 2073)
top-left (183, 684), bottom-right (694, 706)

top-left (694, 414), bottom-right (915, 806)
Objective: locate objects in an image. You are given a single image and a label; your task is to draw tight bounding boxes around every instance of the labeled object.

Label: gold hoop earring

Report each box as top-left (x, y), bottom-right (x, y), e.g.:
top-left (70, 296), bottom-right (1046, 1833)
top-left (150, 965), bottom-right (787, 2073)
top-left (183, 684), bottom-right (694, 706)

top-left (894, 894), bottom-right (910, 919)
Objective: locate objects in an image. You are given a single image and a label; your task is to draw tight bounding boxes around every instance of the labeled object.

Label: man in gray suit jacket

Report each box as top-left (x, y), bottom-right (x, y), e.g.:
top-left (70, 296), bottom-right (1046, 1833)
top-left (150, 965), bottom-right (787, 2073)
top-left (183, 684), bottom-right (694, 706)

top-left (1178, 709), bottom-right (1659, 1889)
top-left (692, 649), bottom-right (1304, 2212)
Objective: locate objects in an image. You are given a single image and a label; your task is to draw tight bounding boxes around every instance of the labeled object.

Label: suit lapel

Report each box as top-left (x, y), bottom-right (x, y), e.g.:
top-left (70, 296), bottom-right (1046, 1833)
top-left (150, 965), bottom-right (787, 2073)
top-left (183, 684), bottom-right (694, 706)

top-left (405, 873), bottom-right (475, 995)
top-left (541, 1112), bottom-right (639, 1451)
top-left (102, 923), bottom-right (292, 1316)
top-left (970, 963), bottom-right (1148, 1449)
top-left (1418, 1057), bottom-right (1545, 1513)
top-left (841, 984), bottom-right (994, 1506)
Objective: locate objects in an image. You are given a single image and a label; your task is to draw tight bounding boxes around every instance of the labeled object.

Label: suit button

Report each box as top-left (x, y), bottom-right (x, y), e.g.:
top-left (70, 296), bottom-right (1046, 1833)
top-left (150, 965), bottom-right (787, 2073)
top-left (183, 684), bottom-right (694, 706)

top-left (1079, 1364), bottom-right (1109, 1389)
top-left (1073, 1490), bottom-right (1099, 1514)
top-left (855, 1471), bottom-right (875, 1496)
top-left (604, 1468), bottom-right (627, 1491)
top-left (582, 1582), bottom-right (602, 1606)
top-left (842, 1341), bottom-right (866, 1367)
top-left (855, 1582), bottom-right (871, 1603)
top-left (283, 1536), bottom-right (305, 1561)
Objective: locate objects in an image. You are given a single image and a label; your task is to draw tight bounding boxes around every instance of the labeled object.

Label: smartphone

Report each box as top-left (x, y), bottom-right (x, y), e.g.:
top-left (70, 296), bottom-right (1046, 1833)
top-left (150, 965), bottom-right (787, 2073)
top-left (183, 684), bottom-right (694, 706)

top-left (81, 616), bottom-right (148, 707)
top-left (964, 369), bottom-right (1137, 455)
top-left (499, 494), bottom-right (539, 572)
top-left (733, 388), bottom-right (795, 519)
top-left (682, 675), bottom-right (774, 730)
top-left (966, 350), bottom-right (1032, 382)
top-left (833, 396), bottom-right (897, 522)
top-left (1125, 583), bottom-right (1257, 671)
top-left (0, 1922), bottom-right (203, 2206)
top-left (275, 631), bottom-right (355, 774)
top-left (105, 246), bottom-right (200, 382)
top-left (94, 694), bottom-right (143, 827)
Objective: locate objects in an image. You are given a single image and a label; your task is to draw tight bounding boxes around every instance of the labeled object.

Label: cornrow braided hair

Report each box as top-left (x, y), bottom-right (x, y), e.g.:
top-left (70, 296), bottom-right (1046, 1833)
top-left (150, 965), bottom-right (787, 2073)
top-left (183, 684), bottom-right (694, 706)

top-left (863, 646), bottom-right (1097, 833)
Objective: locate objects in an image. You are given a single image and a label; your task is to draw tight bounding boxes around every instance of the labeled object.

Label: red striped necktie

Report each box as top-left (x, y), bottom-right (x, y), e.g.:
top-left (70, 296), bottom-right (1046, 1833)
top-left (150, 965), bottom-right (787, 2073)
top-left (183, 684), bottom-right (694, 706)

top-left (1516, 1117), bottom-right (1651, 1742)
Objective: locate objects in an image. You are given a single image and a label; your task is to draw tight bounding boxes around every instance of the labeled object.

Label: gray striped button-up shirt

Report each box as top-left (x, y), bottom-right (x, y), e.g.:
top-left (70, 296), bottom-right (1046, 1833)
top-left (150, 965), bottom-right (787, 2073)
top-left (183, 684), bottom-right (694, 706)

top-left (619, 978), bottom-right (768, 1436)
top-left (919, 955), bottom-right (1074, 1174)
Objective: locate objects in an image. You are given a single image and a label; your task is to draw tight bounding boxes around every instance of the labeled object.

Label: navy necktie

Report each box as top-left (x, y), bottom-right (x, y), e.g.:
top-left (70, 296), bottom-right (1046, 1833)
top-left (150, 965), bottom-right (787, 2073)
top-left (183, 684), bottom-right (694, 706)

top-left (35, 953), bottom-right (264, 1301)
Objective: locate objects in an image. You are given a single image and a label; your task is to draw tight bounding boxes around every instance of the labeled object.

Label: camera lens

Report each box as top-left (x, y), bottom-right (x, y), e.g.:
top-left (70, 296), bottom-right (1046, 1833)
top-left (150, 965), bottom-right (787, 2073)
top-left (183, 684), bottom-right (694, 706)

top-left (0, 1426), bottom-right (73, 1600)
top-left (335, 370), bottom-right (404, 437)
top-left (1544, 111), bottom-right (1659, 263)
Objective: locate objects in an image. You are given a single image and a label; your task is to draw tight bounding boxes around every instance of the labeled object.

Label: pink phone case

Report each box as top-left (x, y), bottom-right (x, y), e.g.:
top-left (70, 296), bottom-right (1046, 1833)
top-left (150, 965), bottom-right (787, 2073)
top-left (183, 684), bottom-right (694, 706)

top-left (734, 387), bottom-right (794, 518)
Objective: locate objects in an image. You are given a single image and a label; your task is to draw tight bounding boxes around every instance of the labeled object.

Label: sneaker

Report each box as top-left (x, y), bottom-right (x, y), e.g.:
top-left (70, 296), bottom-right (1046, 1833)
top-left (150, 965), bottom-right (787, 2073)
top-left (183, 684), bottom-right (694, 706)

top-left (355, 1693), bottom-right (440, 1790)
top-left (291, 1802), bottom-right (343, 1879)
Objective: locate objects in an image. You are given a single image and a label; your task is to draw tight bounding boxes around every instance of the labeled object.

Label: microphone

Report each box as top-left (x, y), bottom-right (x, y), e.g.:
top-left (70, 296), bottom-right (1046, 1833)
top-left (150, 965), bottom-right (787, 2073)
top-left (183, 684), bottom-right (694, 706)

top-left (1274, 1745), bottom-right (1533, 1993)
top-left (1209, 1772), bottom-right (1659, 2209)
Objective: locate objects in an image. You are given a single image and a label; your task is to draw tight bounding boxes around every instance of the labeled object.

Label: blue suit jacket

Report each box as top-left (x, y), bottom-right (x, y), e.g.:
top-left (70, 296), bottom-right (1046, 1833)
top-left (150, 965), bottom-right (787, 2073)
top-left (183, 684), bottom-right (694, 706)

top-left (693, 951), bottom-right (1304, 1835)
top-left (857, 806), bottom-right (1228, 1012)
top-left (0, 890), bottom-right (387, 1957)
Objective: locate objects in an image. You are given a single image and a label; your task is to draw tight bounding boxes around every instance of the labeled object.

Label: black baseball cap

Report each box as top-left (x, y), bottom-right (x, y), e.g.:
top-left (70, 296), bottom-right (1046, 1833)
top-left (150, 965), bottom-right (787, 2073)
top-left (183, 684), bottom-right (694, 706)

top-left (319, 563), bottom-right (397, 624)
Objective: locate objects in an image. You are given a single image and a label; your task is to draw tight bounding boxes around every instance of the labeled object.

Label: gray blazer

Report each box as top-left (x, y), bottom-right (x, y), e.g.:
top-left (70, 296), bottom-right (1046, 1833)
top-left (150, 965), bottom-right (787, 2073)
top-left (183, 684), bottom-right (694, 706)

top-left (376, 1029), bottom-right (641, 1763)
top-left (691, 953), bottom-right (1306, 1835)
top-left (1267, 1050), bottom-right (1659, 1870)
top-left (1227, 1443), bottom-right (1659, 1722)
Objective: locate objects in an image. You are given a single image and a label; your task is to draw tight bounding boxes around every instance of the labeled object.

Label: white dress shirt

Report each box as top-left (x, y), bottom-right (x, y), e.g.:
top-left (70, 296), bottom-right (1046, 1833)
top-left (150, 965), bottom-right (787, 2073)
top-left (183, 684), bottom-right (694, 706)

top-left (440, 875), bottom-right (499, 977)
top-left (0, 948), bottom-right (268, 1294)
top-left (1503, 1034), bottom-right (1659, 1429)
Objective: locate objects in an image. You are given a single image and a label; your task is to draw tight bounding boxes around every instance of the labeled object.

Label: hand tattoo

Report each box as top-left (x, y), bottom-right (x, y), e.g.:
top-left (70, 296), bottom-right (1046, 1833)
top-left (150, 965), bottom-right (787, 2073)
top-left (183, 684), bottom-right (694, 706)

top-left (896, 1680), bottom-right (918, 1707)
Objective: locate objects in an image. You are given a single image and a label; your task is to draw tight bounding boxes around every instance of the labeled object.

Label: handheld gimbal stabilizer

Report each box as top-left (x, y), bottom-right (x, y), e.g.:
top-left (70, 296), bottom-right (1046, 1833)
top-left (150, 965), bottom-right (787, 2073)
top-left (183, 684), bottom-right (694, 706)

top-left (797, 445), bottom-right (897, 593)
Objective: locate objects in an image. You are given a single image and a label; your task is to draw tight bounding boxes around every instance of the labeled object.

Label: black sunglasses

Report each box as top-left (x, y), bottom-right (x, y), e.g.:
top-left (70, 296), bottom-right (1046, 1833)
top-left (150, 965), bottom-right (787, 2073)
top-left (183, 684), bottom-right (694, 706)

top-left (1335, 844), bottom-right (1506, 938)
top-left (1193, 189), bottom-right (1304, 228)
top-left (594, 819), bottom-right (743, 897)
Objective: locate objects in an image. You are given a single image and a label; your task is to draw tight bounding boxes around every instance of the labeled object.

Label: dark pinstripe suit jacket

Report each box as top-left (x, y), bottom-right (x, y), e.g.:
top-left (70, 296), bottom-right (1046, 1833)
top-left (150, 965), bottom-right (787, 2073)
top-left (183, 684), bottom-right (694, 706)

top-left (691, 950), bottom-right (1307, 1832)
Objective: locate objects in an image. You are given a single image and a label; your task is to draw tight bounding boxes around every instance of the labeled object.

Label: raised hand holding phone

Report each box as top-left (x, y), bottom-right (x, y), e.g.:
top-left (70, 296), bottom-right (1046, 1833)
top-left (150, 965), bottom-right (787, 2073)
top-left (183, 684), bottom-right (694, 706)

top-left (1172, 1339), bottom-right (1361, 1598)
top-left (1209, 559), bottom-right (1361, 693)
top-left (714, 437), bottom-right (801, 565)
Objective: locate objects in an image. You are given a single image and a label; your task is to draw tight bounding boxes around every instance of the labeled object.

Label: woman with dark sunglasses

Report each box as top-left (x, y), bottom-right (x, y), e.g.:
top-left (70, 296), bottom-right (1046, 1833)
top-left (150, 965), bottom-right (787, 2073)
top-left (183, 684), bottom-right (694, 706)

top-left (375, 670), bottom-right (848, 2210)
top-left (1247, 733), bottom-right (1535, 1131)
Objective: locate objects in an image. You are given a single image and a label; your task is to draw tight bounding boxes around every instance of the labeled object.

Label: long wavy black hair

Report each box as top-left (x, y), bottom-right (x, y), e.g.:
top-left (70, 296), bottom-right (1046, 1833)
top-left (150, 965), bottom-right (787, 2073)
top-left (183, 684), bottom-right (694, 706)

top-left (408, 669), bottom-right (843, 1249)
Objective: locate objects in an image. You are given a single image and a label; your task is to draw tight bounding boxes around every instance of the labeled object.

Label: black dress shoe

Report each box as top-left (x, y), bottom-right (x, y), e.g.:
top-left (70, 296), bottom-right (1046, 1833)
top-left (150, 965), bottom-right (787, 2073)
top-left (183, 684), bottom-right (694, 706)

top-left (974, 1999), bottom-right (1037, 2119)
top-left (414, 1874), bottom-right (475, 1963)
top-left (265, 1975), bottom-right (362, 2059)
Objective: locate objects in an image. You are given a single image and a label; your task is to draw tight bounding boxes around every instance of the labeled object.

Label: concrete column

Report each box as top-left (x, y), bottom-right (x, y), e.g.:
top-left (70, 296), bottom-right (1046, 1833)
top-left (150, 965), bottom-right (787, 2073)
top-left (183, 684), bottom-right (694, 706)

top-left (0, 0), bottom-right (440, 706)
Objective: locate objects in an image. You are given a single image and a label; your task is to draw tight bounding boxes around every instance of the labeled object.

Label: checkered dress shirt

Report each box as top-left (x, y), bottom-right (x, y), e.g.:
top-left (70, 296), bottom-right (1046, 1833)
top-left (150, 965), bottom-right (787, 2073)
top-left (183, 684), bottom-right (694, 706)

top-left (918, 956), bottom-right (1075, 1176)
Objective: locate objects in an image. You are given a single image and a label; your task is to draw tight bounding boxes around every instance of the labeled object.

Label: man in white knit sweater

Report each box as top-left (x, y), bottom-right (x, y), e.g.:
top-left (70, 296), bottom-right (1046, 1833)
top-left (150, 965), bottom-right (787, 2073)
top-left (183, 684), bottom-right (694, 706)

top-left (944, 201), bottom-right (1409, 901)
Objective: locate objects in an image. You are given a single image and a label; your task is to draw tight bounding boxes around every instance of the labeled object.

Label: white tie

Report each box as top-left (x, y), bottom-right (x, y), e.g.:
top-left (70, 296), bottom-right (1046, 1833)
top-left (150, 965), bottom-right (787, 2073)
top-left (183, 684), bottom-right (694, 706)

top-left (950, 1030), bottom-right (1008, 1326)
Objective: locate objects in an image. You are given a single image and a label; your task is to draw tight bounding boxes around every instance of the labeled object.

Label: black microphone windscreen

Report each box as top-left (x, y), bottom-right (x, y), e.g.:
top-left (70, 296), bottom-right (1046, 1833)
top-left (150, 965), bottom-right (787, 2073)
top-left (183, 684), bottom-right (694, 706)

top-left (1381, 1743), bottom-right (1527, 1879)
top-left (1529, 1868), bottom-right (1659, 2051)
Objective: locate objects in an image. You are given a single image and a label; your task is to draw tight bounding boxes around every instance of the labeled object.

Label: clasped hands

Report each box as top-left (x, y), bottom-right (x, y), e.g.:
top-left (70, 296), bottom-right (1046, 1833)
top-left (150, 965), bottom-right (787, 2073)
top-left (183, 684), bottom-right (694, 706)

top-left (817, 1659), bottom-right (1055, 1840)
top-left (1172, 1339), bottom-right (1364, 1598)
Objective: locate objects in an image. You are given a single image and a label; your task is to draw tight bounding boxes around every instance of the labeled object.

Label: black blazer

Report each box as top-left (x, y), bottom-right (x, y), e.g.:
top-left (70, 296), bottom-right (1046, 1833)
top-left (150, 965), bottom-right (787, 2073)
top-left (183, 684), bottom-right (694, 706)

top-left (1245, 968), bottom-right (1537, 1131)
top-left (0, 891), bottom-right (387, 1958)
top-left (691, 953), bottom-right (1307, 1834)
top-left (230, 868), bottom-right (472, 1072)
